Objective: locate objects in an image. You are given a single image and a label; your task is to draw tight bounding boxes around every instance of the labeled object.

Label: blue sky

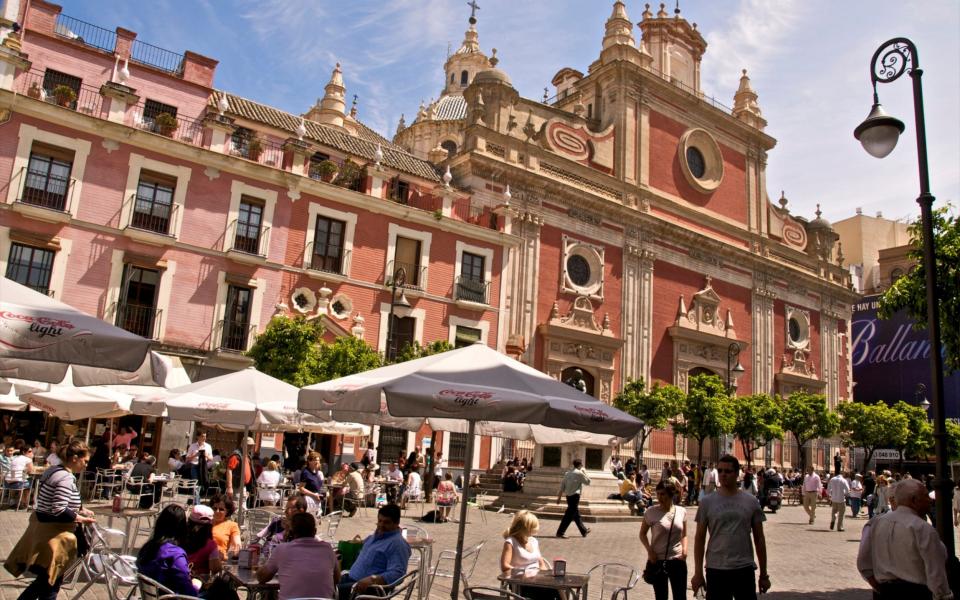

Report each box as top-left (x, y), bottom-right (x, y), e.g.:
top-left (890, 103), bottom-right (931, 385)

top-left (49, 0), bottom-right (959, 225)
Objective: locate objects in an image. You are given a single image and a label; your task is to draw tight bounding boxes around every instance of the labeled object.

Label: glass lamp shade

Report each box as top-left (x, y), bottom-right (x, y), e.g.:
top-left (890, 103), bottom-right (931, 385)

top-left (854, 102), bottom-right (905, 158)
top-left (732, 361), bottom-right (745, 374)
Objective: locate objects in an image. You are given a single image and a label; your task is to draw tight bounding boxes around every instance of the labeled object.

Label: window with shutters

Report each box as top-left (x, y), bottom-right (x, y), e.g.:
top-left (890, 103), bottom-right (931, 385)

top-left (233, 197), bottom-right (264, 254)
top-left (378, 427), bottom-right (408, 466)
top-left (311, 216), bottom-right (346, 274)
top-left (131, 171), bottom-right (176, 234)
top-left (116, 265), bottom-right (160, 338)
top-left (220, 285), bottom-right (252, 351)
top-left (22, 143), bottom-right (74, 211)
top-left (392, 237), bottom-right (421, 287)
top-left (5, 243), bottom-right (54, 295)
top-left (448, 433), bottom-right (469, 467)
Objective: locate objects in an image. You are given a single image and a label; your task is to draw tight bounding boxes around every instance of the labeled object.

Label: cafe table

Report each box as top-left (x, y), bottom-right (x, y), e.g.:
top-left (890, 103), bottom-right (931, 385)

top-left (404, 534), bottom-right (433, 600)
top-left (498, 568), bottom-right (590, 600)
top-left (223, 563), bottom-right (279, 600)
top-left (90, 505), bottom-right (157, 555)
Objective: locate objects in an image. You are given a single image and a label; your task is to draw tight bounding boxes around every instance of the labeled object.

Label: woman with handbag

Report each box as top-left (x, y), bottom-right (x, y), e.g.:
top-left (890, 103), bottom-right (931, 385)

top-left (4, 441), bottom-right (96, 600)
top-left (640, 481), bottom-right (688, 600)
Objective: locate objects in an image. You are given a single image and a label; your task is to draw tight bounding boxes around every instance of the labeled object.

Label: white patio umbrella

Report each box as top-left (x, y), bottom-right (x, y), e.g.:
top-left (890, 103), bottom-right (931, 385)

top-left (298, 344), bottom-right (644, 600)
top-left (0, 278), bottom-right (156, 383)
top-left (19, 385), bottom-right (137, 421)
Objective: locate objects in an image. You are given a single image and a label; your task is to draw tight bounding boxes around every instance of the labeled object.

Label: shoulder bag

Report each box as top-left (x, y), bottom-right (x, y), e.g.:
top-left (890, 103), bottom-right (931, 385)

top-left (642, 509), bottom-right (676, 585)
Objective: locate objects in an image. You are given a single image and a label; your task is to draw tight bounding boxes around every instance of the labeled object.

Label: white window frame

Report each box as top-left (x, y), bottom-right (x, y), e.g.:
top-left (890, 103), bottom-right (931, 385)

top-left (226, 180), bottom-right (278, 258)
top-left (303, 202), bottom-right (357, 277)
top-left (0, 227), bottom-right (72, 299)
top-left (120, 153), bottom-right (192, 238)
top-left (211, 271), bottom-right (266, 352)
top-left (6, 124), bottom-right (92, 217)
top-left (448, 315), bottom-right (490, 346)
top-left (386, 223), bottom-right (432, 291)
top-left (104, 250), bottom-right (176, 341)
top-left (454, 241), bottom-right (494, 304)
top-left (377, 302), bottom-right (425, 354)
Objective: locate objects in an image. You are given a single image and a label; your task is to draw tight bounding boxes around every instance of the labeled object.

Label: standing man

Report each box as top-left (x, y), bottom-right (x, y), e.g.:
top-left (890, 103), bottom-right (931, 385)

top-left (702, 462), bottom-right (719, 496)
top-left (555, 458), bottom-right (591, 539)
top-left (691, 454), bottom-right (770, 600)
top-left (185, 430), bottom-right (212, 481)
top-left (639, 463), bottom-right (651, 489)
top-left (863, 470), bottom-right (877, 520)
top-left (833, 451), bottom-right (842, 476)
top-left (802, 466), bottom-right (822, 525)
top-left (857, 478), bottom-right (951, 599)
top-left (827, 471), bottom-right (850, 532)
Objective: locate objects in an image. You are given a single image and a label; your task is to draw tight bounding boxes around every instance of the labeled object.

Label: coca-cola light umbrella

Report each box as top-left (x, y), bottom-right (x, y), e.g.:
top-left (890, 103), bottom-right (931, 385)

top-left (299, 344), bottom-right (643, 600)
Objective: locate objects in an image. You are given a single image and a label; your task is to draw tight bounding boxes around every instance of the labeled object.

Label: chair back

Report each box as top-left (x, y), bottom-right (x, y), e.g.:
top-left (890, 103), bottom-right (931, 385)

top-left (323, 510), bottom-right (343, 540)
top-left (355, 569), bottom-right (419, 600)
top-left (244, 508), bottom-right (274, 536)
top-left (464, 586), bottom-right (527, 600)
top-left (99, 550), bottom-right (138, 597)
top-left (584, 562), bottom-right (639, 600)
top-left (138, 573), bottom-right (177, 600)
top-left (401, 524), bottom-right (427, 540)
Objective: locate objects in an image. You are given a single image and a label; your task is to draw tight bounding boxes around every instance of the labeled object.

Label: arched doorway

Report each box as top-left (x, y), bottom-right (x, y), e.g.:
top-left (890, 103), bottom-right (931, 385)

top-left (561, 366), bottom-right (595, 396)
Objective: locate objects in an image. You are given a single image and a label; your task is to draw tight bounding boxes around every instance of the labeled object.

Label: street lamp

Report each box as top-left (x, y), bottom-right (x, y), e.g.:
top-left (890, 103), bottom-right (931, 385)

top-left (854, 37), bottom-right (952, 555)
top-left (916, 383), bottom-right (931, 414)
top-left (385, 267), bottom-right (411, 361)
top-left (726, 342), bottom-right (744, 394)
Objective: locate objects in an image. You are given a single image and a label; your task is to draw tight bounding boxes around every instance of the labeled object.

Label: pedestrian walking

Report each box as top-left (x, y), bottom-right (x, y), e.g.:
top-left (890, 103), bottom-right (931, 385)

top-left (801, 466), bottom-right (821, 524)
top-left (857, 479), bottom-right (951, 599)
top-left (863, 470), bottom-right (877, 519)
top-left (691, 454), bottom-right (770, 600)
top-left (640, 481), bottom-right (688, 600)
top-left (849, 474), bottom-right (864, 518)
top-left (827, 472), bottom-right (850, 532)
top-left (555, 459), bottom-right (591, 538)
top-left (701, 462), bottom-right (718, 496)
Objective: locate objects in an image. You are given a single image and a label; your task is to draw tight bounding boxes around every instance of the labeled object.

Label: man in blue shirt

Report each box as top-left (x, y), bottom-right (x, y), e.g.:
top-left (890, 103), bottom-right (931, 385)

top-left (338, 504), bottom-right (412, 599)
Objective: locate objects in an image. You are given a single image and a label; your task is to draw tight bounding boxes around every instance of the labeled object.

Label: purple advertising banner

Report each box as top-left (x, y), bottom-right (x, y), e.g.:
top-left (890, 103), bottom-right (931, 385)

top-left (852, 295), bottom-right (960, 417)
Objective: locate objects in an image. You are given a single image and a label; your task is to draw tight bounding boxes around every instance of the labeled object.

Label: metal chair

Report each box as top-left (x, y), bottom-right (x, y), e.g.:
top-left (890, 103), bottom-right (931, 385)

top-left (584, 562), bottom-right (639, 600)
top-left (92, 468), bottom-right (123, 500)
top-left (433, 487), bottom-right (459, 523)
top-left (354, 569), bottom-right (419, 600)
top-left (464, 586), bottom-right (527, 600)
top-left (123, 475), bottom-right (155, 508)
top-left (425, 540), bottom-right (485, 597)
top-left (243, 507), bottom-right (275, 539)
top-left (81, 549), bottom-right (139, 600)
top-left (473, 489), bottom-right (489, 524)
top-left (401, 524), bottom-right (429, 572)
top-left (321, 510), bottom-right (343, 542)
top-left (61, 524), bottom-right (132, 593)
top-left (137, 573), bottom-right (185, 600)
top-left (0, 482), bottom-right (32, 510)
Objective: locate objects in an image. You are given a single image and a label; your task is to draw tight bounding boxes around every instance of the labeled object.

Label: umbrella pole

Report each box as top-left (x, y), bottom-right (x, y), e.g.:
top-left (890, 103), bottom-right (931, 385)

top-left (85, 418), bottom-right (91, 445)
top-left (450, 419), bottom-right (475, 600)
top-left (239, 428), bottom-right (249, 525)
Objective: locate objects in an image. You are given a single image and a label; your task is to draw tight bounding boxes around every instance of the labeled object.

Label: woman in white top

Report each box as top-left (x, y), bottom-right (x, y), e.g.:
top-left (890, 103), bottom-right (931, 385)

top-left (400, 469), bottom-right (422, 509)
top-left (256, 460), bottom-right (282, 505)
top-left (500, 510), bottom-right (557, 600)
top-left (849, 473), bottom-right (864, 517)
top-left (640, 481), bottom-right (688, 600)
top-left (875, 476), bottom-right (891, 514)
top-left (46, 441), bottom-right (62, 467)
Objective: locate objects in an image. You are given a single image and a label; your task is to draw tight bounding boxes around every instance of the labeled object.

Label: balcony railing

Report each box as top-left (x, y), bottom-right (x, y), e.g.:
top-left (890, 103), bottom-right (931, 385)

top-left (11, 166), bottom-right (76, 214)
top-left (218, 318), bottom-right (254, 352)
top-left (455, 275), bottom-right (489, 304)
top-left (18, 70), bottom-right (104, 117)
top-left (230, 136), bottom-right (285, 169)
top-left (124, 193), bottom-right (178, 236)
top-left (54, 14), bottom-right (184, 75)
top-left (227, 219), bottom-right (270, 257)
top-left (386, 260), bottom-right (427, 291)
top-left (114, 302), bottom-right (161, 339)
top-left (130, 105), bottom-right (205, 146)
top-left (451, 197), bottom-right (496, 228)
top-left (305, 244), bottom-right (349, 275)
top-left (402, 192), bottom-right (443, 213)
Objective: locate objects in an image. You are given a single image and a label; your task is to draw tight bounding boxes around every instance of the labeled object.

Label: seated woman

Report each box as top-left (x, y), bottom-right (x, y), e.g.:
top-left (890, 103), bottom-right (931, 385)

top-left (127, 454), bottom-right (162, 509)
top-left (136, 504), bottom-right (198, 596)
top-left (436, 472), bottom-right (458, 523)
top-left (400, 468), bottom-right (422, 510)
top-left (328, 463), bottom-right (350, 514)
top-left (502, 466), bottom-right (520, 493)
top-left (210, 493), bottom-right (242, 560)
top-left (500, 510), bottom-right (558, 600)
top-left (182, 505), bottom-right (222, 581)
top-left (256, 460), bottom-right (282, 506)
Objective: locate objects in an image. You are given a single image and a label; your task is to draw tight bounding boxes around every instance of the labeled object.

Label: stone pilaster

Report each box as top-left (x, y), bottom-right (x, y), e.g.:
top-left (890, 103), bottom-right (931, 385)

top-left (821, 311), bottom-right (840, 408)
top-left (508, 212), bottom-right (542, 362)
top-left (751, 283), bottom-right (776, 395)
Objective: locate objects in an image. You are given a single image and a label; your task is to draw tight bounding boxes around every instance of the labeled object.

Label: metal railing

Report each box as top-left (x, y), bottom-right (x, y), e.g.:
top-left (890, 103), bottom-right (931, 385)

top-left (450, 197), bottom-right (495, 228)
top-left (18, 70), bottom-right (104, 117)
top-left (386, 260), bottom-right (427, 290)
top-left (124, 193), bottom-right (178, 236)
top-left (454, 275), bottom-right (489, 304)
top-left (114, 302), bottom-right (161, 339)
top-left (218, 319), bottom-right (255, 352)
top-left (11, 166), bottom-right (76, 214)
top-left (54, 14), bottom-right (184, 75)
top-left (305, 244), bottom-right (349, 275)
top-left (130, 105), bottom-right (205, 146)
top-left (403, 192), bottom-right (443, 214)
top-left (227, 219), bottom-right (270, 257)
top-left (231, 136), bottom-right (285, 169)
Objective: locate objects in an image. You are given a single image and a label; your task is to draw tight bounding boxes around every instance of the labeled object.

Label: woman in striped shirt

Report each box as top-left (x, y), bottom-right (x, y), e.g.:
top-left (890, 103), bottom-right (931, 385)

top-left (4, 441), bottom-right (96, 599)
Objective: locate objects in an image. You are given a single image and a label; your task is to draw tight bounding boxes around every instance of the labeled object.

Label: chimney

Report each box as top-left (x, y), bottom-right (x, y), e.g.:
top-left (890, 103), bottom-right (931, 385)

top-left (181, 51), bottom-right (218, 88)
top-left (113, 27), bottom-right (136, 61)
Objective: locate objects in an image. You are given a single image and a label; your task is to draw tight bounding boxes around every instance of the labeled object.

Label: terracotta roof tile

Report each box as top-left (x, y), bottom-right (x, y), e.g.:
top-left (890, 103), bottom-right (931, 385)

top-left (210, 91), bottom-right (440, 182)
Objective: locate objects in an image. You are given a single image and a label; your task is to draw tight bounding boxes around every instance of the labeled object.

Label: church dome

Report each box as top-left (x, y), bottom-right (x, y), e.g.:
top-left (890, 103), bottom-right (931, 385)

top-left (808, 204), bottom-right (833, 231)
top-left (473, 67), bottom-right (512, 86)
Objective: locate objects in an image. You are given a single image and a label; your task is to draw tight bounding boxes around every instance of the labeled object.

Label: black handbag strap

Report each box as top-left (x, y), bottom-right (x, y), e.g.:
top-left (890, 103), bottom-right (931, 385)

top-left (661, 508), bottom-right (676, 563)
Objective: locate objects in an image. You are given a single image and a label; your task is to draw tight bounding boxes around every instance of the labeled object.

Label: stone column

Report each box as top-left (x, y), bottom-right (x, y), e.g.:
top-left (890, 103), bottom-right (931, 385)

top-left (751, 282), bottom-right (776, 394)
top-left (508, 212), bottom-right (542, 361)
top-left (820, 310), bottom-right (840, 408)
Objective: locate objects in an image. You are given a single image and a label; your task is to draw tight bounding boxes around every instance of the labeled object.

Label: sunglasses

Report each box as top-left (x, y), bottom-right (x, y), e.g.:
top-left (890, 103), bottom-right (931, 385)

top-left (717, 468), bottom-right (737, 474)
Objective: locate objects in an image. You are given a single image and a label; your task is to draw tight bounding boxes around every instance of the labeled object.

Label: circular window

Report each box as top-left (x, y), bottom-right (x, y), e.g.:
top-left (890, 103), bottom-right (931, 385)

top-left (566, 255), bottom-right (591, 287)
top-left (291, 287), bottom-right (317, 314)
top-left (788, 317), bottom-right (801, 344)
top-left (686, 147), bottom-right (706, 178)
top-left (329, 293), bottom-right (353, 320)
top-left (678, 128), bottom-right (724, 194)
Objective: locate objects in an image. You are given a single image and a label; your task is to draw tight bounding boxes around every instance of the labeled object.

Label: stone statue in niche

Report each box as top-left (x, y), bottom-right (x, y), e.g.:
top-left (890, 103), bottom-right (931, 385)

top-left (564, 368), bottom-right (588, 393)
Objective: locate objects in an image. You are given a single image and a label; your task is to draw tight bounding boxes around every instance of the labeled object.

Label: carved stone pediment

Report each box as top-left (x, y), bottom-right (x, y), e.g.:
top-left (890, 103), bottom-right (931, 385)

top-left (673, 276), bottom-right (738, 341)
top-left (779, 349), bottom-right (818, 379)
top-left (548, 296), bottom-right (614, 337)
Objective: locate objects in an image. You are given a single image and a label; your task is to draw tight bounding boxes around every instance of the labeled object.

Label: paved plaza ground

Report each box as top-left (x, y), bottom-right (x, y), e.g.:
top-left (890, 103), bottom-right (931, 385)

top-left (0, 501), bottom-right (887, 599)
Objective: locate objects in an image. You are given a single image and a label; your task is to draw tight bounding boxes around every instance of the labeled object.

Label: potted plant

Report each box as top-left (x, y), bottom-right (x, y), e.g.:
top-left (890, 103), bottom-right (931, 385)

top-left (27, 82), bottom-right (42, 99)
top-left (246, 136), bottom-right (264, 161)
top-left (52, 84), bottom-right (76, 107)
top-left (333, 159), bottom-right (363, 189)
top-left (153, 112), bottom-right (179, 137)
top-left (313, 159), bottom-right (338, 182)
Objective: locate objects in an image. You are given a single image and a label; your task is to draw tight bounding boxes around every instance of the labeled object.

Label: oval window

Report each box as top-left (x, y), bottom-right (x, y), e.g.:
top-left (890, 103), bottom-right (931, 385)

top-left (686, 146), bottom-right (706, 179)
top-left (566, 254), bottom-right (591, 287)
top-left (788, 317), bottom-right (802, 344)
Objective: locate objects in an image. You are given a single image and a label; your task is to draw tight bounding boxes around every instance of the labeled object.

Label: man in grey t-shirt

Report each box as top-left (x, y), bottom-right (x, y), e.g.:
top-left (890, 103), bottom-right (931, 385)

top-left (692, 454), bottom-right (770, 600)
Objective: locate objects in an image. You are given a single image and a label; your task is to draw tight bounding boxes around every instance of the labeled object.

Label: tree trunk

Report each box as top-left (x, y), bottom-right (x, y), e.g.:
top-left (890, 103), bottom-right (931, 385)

top-left (424, 431), bottom-right (438, 501)
top-left (864, 447), bottom-right (876, 475)
top-left (636, 430), bottom-right (648, 466)
top-left (697, 437), bottom-right (704, 465)
top-left (741, 440), bottom-right (754, 470)
top-left (794, 434), bottom-right (807, 474)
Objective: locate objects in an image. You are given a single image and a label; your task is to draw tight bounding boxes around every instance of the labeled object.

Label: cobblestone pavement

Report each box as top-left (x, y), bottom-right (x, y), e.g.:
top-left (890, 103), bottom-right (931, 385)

top-left (0, 502), bottom-right (891, 599)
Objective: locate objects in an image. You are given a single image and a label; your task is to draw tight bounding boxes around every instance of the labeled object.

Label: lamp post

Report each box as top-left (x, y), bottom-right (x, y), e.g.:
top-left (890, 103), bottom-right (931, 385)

top-left (723, 342), bottom-right (744, 455)
top-left (385, 267), bottom-right (411, 361)
top-left (854, 37), bottom-right (952, 555)
top-left (916, 383), bottom-right (931, 415)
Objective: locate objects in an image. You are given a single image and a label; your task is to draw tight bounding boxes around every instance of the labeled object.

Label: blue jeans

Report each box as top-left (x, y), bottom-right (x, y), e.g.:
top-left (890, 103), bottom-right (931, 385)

top-left (849, 497), bottom-right (862, 517)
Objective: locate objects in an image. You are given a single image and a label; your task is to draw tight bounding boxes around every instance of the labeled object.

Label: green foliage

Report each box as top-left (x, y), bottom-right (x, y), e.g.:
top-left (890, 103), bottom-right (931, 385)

top-left (316, 335), bottom-right (383, 381)
top-left (673, 373), bottom-right (734, 463)
top-left (613, 378), bottom-right (684, 461)
top-left (247, 316), bottom-right (326, 387)
top-left (391, 340), bottom-right (454, 364)
top-left (780, 392), bottom-right (839, 473)
top-left (946, 421), bottom-right (960, 462)
top-left (891, 400), bottom-right (934, 468)
top-left (731, 394), bottom-right (783, 468)
top-left (838, 401), bottom-right (909, 472)
top-left (878, 206), bottom-right (959, 373)
top-left (333, 159), bottom-right (364, 190)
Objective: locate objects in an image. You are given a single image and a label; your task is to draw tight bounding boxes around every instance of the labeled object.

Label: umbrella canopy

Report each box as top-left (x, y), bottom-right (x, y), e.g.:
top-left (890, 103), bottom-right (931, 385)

top-left (19, 386), bottom-right (139, 421)
top-left (0, 278), bottom-right (154, 382)
top-left (0, 388), bottom-right (30, 412)
top-left (299, 344), bottom-right (643, 600)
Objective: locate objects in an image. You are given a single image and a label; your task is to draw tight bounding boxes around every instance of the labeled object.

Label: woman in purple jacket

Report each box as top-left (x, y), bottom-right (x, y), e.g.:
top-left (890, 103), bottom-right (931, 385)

top-left (136, 504), bottom-right (198, 596)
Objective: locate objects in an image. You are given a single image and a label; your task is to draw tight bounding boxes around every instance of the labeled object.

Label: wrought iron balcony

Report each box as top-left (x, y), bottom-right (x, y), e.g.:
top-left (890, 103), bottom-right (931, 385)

top-left (114, 302), bottom-right (161, 339)
top-left (455, 275), bottom-right (489, 304)
top-left (218, 319), bottom-right (255, 352)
